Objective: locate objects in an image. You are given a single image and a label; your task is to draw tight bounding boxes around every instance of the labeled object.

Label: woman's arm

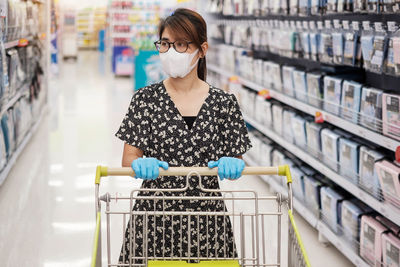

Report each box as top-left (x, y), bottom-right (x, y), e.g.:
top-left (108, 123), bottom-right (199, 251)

top-left (122, 143), bottom-right (144, 167)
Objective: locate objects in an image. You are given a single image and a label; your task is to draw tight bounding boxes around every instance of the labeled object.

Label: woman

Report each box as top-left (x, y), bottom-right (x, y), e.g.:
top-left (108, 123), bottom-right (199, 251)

top-left (116, 8), bottom-right (252, 264)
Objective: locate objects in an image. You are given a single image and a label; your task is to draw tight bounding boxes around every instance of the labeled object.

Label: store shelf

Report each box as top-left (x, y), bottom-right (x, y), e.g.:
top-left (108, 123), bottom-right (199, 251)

top-left (0, 106), bottom-right (47, 186)
top-left (242, 113), bottom-right (400, 226)
top-left (1, 83), bottom-right (30, 116)
top-left (207, 63), bottom-right (399, 153)
top-left (5, 36), bottom-right (34, 49)
top-left (243, 155), bottom-right (370, 267)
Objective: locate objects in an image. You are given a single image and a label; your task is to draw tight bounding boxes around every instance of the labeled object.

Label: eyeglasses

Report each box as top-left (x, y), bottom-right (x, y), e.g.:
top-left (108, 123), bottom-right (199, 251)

top-left (154, 40), bottom-right (193, 53)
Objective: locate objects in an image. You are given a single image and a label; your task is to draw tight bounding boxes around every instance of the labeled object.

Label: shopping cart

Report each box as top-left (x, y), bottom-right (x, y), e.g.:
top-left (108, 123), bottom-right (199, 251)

top-left (91, 165), bottom-right (310, 267)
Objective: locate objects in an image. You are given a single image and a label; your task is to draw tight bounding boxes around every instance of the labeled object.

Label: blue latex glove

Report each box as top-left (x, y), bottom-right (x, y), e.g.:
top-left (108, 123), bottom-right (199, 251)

top-left (208, 157), bottom-right (245, 180)
top-left (131, 158), bottom-right (169, 180)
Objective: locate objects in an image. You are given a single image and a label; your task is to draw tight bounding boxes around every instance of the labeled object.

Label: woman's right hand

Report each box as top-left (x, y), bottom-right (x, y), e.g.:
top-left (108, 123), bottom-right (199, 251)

top-left (131, 158), bottom-right (169, 180)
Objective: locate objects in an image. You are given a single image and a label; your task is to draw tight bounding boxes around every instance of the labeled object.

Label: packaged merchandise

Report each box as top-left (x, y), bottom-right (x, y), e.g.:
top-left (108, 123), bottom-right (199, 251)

top-left (309, 22), bottom-right (320, 61)
top-left (384, 22), bottom-right (400, 76)
top-left (306, 72), bottom-right (324, 108)
top-left (321, 128), bottom-right (341, 171)
top-left (292, 166), bottom-right (305, 200)
top-left (1, 111), bottom-right (13, 158)
top-left (0, 123), bottom-right (6, 170)
top-left (254, 59), bottom-right (264, 85)
top-left (301, 22), bottom-right (311, 59)
top-left (340, 80), bottom-right (362, 123)
top-left (354, 0), bottom-right (368, 12)
top-left (360, 215), bottom-right (387, 266)
top-left (292, 115), bottom-right (308, 149)
top-left (306, 121), bottom-right (324, 157)
top-left (327, 0), bottom-right (338, 13)
top-left (343, 21), bottom-right (362, 67)
top-left (361, 21), bottom-right (375, 71)
top-left (282, 66), bottom-right (295, 97)
top-left (292, 70), bottom-right (308, 102)
top-left (304, 175), bottom-right (324, 216)
top-left (272, 104), bottom-right (284, 135)
top-left (332, 20), bottom-right (344, 64)
top-left (283, 109), bottom-right (296, 144)
top-left (272, 149), bottom-right (286, 183)
top-left (382, 0), bottom-right (400, 12)
top-left (339, 137), bottom-right (361, 183)
top-left (319, 21), bottom-right (334, 63)
top-left (320, 186), bottom-right (346, 234)
top-left (255, 96), bottom-right (273, 127)
top-left (0, 41), bottom-right (8, 101)
top-left (270, 63), bottom-right (282, 91)
top-left (375, 160), bottom-right (400, 207)
top-left (323, 76), bottom-right (343, 116)
top-left (367, 0), bottom-right (379, 12)
top-left (376, 215), bottom-right (400, 234)
top-left (259, 138), bottom-right (274, 167)
top-left (341, 200), bottom-right (372, 249)
top-left (311, 0), bottom-right (322, 14)
top-left (382, 93), bottom-right (400, 141)
top-left (359, 87), bottom-right (383, 133)
top-left (369, 22), bottom-right (388, 74)
top-left (263, 61), bottom-right (273, 89)
top-left (290, 0), bottom-right (299, 15)
top-left (248, 131), bottom-right (261, 160)
top-left (299, 0), bottom-right (311, 15)
top-left (359, 146), bottom-right (385, 199)
top-left (382, 233), bottom-right (400, 267)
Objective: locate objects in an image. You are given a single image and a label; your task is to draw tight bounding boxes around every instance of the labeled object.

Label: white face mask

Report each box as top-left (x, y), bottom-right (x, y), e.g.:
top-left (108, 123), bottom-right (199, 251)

top-left (159, 48), bottom-right (199, 78)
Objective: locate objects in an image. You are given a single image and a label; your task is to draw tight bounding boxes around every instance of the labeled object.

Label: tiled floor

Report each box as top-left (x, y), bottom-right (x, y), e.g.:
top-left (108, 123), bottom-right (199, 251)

top-left (0, 51), bottom-right (353, 267)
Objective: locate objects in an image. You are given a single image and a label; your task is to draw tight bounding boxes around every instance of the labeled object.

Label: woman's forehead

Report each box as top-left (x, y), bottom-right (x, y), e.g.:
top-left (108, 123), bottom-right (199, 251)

top-left (161, 27), bottom-right (190, 41)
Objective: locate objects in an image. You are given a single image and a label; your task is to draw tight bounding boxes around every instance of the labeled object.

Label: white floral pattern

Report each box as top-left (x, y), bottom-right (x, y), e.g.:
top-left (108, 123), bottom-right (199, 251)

top-left (115, 82), bottom-right (252, 264)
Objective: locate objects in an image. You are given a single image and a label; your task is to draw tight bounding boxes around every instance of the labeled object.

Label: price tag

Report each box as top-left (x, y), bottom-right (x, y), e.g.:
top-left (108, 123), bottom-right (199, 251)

top-left (396, 146), bottom-right (400, 163)
top-left (18, 38), bottom-right (29, 47)
top-left (315, 111), bottom-right (324, 123)
top-left (259, 89), bottom-right (271, 99)
top-left (229, 76), bottom-right (239, 83)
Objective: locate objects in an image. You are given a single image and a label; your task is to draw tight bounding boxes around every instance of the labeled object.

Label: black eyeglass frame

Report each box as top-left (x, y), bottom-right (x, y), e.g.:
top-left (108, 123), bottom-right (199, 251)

top-left (154, 40), bottom-right (194, 53)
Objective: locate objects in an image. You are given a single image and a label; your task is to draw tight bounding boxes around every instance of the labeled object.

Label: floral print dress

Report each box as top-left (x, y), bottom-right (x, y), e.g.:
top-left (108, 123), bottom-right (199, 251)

top-left (115, 81), bottom-right (252, 265)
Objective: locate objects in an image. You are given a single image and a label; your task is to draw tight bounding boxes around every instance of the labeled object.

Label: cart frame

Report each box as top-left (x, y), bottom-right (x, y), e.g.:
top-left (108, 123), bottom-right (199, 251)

top-left (91, 165), bottom-right (311, 267)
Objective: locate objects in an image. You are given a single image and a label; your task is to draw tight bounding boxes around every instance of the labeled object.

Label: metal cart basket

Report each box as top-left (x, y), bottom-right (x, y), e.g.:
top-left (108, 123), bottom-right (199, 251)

top-left (91, 165), bottom-right (311, 267)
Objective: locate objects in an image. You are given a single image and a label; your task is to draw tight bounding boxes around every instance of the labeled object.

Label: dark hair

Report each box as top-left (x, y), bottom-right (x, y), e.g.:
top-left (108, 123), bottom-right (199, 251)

top-left (158, 8), bottom-right (208, 81)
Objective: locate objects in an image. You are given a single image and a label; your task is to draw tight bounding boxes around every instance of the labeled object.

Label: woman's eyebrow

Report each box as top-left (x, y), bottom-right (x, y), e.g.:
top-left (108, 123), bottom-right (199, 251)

top-left (161, 37), bottom-right (170, 41)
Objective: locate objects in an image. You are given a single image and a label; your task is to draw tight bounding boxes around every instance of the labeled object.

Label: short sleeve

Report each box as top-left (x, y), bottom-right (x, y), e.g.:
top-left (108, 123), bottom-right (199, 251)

top-left (221, 94), bottom-right (252, 158)
top-left (115, 88), bottom-right (151, 152)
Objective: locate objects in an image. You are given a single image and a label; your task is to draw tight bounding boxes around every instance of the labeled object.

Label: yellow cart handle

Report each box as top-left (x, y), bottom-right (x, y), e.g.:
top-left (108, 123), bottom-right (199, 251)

top-left (95, 165), bottom-right (292, 185)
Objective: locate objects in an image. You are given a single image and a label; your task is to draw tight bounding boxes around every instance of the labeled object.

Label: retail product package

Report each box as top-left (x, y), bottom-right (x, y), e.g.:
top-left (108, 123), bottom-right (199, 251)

top-left (339, 137), bottom-right (361, 183)
top-left (292, 166), bottom-right (305, 200)
top-left (1, 110), bottom-right (15, 158)
top-left (254, 59), bottom-right (264, 85)
top-left (243, 88), bottom-right (257, 118)
top-left (384, 22), bottom-right (400, 76)
top-left (272, 149), bottom-right (286, 184)
top-left (367, 0), bottom-right (380, 12)
top-left (369, 23), bottom-right (388, 74)
top-left (291, 115), bottom-right (308, 149)
top-left (323, 76), bottom-right (343, 116)
top-left (341, 200), bottom-right (373, 250)
top-left (359, 146), bottom-right (385, 199)
top-left (292, 69), bottom-right (308, 102)
top-left (311, 0), bottom-right (322, 14)
top-left (332, 20), bottom-right (344, 64)
top-left (361, 22), bottom-right (375, 70)
top-left (359, 87), bottom-right (383, 133)
top-left (299, 0), bottom-right (311, 15)
top-left (283, 109), bottom-right (296, 144)
top-left (383, 0), bottom-right (400, 12)
top-left (304, 174), bottom-right (324, 216)
top-left (0, 41), bottom-right (8, 101)
top-left (247, 131), bottom-right (261, 160)
top-left (306, 72), bottom-right (324, 108)
top-left (259, 138), bottom-right (274, 167)
top-left (300, 24), bottom-right (311, 59)
top-left (327, 0), bottom-right (338, 13)
top-left (360, 215), bottom-right (387, 266)
top-left (254, 96), bottom-right (273, 127)
top-left (319, 21), bottom-right (334, 63)
top-left (375, 160), bottom-right (400, 207)
top-left (321, 128), bottom-right (341, 171)
top-left (272, 103), bottom-right (284, 135)
top-left (263, 61), bottom-right (273, 89)
top-left (354, 0), bottom-right (368, 12)
top-left (343, 21), bottom-right (362, 67)
top-left (309, 23), bottom-right (320, 61)
top-left (340, 80), bottom-right (362, 123)
top-left (306, 121), bottom-right (324, 157)
top-left (7, 49), bottom-right (20, 97)
top-left (382, 233), bottom-right (400, 267)
top-left (376, 215), bottom-right (400, 235)
top-left (282, 66), bottom-right (295, 97)
top-left (290, 0), bottom-right (299, 17)
top-left (382, 93), bottom-right (400, 141)
top-left (270, 63), bottom-right (282, 91)
top-left (320, 186), bottom-right (346, 234)
top-left (0, 124), bottom-right (6, 171)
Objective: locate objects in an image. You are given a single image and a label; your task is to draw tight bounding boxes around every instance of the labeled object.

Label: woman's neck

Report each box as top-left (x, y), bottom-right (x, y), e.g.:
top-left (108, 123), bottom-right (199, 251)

top-left (166, 68), bottom-right (201, 94)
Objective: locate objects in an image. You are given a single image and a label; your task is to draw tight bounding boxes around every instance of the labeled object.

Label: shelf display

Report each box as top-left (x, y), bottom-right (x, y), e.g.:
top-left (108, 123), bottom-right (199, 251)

top-left (0, 0), bottom-right (48, 185)
top-left (76, 7), bottom-right (106, 49)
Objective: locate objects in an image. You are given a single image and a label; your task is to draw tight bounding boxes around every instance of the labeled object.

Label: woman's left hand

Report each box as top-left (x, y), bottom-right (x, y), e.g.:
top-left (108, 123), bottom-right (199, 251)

top-left (208, 157), bottom-right (245, 180)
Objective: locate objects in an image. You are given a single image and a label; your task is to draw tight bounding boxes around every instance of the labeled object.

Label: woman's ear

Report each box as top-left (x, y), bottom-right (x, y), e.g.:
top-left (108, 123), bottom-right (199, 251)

top-left (200, 42), bottom-right (209, 58)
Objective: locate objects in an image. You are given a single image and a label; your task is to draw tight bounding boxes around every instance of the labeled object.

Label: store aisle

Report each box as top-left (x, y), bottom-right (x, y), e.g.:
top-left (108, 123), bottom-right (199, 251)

top-left (0, 51), bottom-right (352, 267)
